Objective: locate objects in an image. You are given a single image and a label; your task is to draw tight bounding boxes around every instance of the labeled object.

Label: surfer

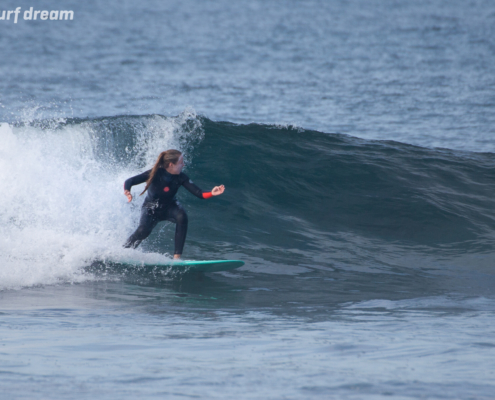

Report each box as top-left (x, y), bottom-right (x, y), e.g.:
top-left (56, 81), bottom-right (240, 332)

top-left (123, 149), bottom-right (225, 259)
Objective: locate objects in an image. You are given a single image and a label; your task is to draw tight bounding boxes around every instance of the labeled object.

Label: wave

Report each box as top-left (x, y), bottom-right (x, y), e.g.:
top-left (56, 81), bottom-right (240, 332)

top-left (1, 111), bottom-right (495, 289)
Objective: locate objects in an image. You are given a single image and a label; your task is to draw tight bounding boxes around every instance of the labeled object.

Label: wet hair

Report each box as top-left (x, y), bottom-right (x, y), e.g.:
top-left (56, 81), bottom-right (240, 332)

top-left (140, 149), bottom-right (182, 195)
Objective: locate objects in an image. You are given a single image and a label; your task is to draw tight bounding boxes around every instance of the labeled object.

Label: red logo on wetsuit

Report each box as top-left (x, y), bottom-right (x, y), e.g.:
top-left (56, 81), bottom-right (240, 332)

top-left (164, 187), bottom-right (170, 192)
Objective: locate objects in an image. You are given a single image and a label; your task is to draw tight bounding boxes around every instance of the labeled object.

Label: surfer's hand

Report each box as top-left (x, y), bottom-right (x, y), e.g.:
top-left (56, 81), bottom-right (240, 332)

top-left (212, 185), bottom-right (225, 196)
top-left (124, 190), bottom-right (133, 202)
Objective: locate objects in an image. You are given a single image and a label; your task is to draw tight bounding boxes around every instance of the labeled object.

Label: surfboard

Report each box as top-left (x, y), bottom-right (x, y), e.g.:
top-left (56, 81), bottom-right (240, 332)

top-left (91, 259), bottom-right (244, 273)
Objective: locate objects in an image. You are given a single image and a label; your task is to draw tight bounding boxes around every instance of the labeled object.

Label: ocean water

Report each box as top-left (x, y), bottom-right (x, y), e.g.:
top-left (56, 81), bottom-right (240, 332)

top-left (1, 0), bottom-right (495, 399)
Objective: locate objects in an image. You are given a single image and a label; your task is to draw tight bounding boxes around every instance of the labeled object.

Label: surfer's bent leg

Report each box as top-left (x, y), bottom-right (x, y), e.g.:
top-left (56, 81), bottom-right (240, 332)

top-left (165, 203), bottom-right (188, 256)
top-left (123, 206), bottom-right (159, 249)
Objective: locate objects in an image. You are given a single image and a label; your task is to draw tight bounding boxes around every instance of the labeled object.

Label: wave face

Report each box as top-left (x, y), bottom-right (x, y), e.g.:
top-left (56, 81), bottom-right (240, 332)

top-left (2, 112), bottom-right (495, 289)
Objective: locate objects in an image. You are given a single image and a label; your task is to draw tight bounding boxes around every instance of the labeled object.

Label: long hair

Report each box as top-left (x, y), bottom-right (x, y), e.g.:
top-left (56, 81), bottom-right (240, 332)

top-left (140, 149), bottom-right (182, 195)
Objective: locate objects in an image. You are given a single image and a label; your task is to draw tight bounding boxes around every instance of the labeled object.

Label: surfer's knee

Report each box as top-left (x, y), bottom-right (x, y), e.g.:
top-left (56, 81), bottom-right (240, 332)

top-left (175, 209), bottom-right (188, 226)
top-left (124, 224), bottom-right (153, 247)
top-left (135, 224), bottom-right (154, 238)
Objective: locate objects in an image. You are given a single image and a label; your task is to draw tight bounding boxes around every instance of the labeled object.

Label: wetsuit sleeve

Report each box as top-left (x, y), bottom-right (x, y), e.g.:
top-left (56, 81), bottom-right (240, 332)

top-left (181, 173), bottom-right (212, 199)
top-left (124, 169), bottom-right (151, 191)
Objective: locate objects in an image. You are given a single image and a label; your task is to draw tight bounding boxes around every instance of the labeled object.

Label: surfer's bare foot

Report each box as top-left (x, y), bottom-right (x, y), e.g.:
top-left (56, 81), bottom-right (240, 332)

top-left (173, 254), bottom-right (181, 259)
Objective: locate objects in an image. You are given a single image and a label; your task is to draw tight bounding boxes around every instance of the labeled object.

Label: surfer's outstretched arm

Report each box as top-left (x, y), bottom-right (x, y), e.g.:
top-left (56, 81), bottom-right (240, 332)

top-left (181, 173), bottom-right (225, 199)
top-left (123, 169), bottom-right (151, 202)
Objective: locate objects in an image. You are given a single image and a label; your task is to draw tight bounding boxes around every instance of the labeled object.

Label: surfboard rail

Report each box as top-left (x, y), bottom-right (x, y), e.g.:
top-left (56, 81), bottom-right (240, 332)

top-left (89, 259), bottom-right (244, 273)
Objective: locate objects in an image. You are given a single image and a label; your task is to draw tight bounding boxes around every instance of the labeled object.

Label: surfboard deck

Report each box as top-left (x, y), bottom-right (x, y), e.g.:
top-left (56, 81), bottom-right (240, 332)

top-left (90, 259), bottom-right (244, 273)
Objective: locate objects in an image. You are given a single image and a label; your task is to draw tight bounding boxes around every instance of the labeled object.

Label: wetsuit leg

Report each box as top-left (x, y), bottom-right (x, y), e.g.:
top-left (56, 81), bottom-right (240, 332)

top-left (123, 206), bottom-right (160, 249)
top-left (164, 203), bottom-right (189, 255)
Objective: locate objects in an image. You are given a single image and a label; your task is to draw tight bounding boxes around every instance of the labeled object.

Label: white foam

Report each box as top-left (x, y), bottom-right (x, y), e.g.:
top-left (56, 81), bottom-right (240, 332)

top-left (0, 110), bottom-right (203, 290)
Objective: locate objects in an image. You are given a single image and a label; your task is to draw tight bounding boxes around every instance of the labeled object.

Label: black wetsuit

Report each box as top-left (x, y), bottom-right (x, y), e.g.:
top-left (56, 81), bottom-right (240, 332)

top-left (123, 169), bottom-right (211, 254)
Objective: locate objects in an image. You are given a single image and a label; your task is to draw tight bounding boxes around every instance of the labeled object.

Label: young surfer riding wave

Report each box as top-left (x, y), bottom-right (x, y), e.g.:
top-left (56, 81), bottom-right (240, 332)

top-left (123, 149), bottom-right (225, 259)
